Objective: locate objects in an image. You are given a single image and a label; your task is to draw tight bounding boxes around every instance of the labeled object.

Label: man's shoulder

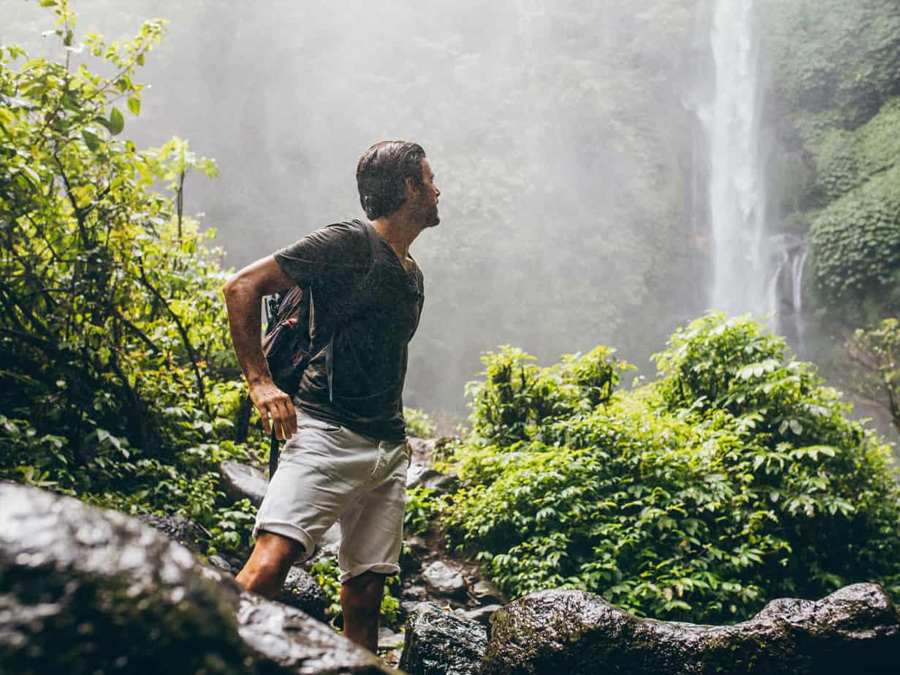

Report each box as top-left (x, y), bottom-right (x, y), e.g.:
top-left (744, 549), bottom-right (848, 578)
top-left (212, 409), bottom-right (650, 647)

top-left (300, 219), bottom-right (372, 259)
top-left (312, 219), bottom-right (369, 243)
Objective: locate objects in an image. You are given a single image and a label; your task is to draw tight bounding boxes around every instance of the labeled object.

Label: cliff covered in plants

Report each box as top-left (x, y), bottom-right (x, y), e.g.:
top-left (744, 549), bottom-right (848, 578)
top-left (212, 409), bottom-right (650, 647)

top-left (762, 0), bottom-right (900, 321)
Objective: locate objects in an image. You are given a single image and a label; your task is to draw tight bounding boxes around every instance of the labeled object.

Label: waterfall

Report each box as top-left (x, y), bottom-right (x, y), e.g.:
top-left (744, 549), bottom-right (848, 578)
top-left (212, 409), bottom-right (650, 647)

top-left (703, 0), bottom-right (770, 318)
top-left (769, 234), bottom-right (809, 357)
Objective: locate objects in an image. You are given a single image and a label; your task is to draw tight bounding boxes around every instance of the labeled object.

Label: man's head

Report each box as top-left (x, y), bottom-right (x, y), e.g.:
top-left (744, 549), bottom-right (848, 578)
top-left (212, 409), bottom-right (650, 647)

top-left (356, 141), bottom-right (440, 227)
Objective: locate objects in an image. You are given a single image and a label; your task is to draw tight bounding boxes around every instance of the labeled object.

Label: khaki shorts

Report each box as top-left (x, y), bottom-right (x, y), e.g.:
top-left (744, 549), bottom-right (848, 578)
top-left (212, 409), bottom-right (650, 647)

top-left (252, 408), bottom-right (408, 582)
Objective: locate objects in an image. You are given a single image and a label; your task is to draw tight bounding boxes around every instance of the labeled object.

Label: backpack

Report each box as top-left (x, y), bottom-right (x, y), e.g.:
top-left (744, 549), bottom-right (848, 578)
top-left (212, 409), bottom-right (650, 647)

top-left (261, 220), bottom-right (382, 478)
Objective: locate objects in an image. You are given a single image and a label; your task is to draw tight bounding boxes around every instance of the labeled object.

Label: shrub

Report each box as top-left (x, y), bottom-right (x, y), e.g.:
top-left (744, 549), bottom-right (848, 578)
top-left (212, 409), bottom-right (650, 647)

top-left (441, 314), bottom-right (900, 623)
top-left (809, 165), bottom-right (900, 304)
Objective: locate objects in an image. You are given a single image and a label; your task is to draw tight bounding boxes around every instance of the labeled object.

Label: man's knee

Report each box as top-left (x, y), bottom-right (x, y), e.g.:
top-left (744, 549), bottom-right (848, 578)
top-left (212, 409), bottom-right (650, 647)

top-left (236, 532), bottom-right (304, 593)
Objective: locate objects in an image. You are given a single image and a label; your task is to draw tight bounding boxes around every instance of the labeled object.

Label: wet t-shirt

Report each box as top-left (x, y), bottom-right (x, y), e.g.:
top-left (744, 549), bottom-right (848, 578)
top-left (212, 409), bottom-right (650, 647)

top-left (273, 219), bottom-right (424, 442)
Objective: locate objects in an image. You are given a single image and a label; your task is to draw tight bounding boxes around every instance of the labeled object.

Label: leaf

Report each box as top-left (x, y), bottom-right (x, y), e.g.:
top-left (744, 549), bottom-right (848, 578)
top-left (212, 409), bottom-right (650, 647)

top-left (127, 96), bottom-right (141, 116)
top-left (82, 129), bottom-right (102, 152)
top-left (108, 107), bottom-right (125, 135)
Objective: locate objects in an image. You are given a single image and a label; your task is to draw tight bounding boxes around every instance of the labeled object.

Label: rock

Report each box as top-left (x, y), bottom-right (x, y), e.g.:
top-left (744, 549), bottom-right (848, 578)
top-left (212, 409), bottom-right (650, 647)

top-left (399, 602), bottom-right (488, 675)
top-left (274, 566), bottom-right (329, 622)
top-left (0, 482), bottom-right (400, 674)
top-left (402, 585), bottom-right (429, 603)
top-left (219, 460), bottom-right (269, 506)
top-left (481, 586), bottom-right (900, 675)
top-left (378, 627), bottom-right (405, 650)
top-left (237, 592), bottom-right (399, 673)
top-left (471, 579), bottom-right (506, 605)
top-left (208, 554), bottom-right (237, 575)
top-left (455, 604), bottom-right (504, 626)
top-left (400, 541), bottom-right (425, 574)
top-left (421, 561), bottom-right (468, 600)
top-left (317, 521), bottom-right (342, 557)
top-left (407, 437), bottom-right (435, 464)
top-left (406, 463), bottom-right (459, 494)
top-left (137, 513), bottom-right (210, 554)
top-left (405, 535), bottom-right (431, 556)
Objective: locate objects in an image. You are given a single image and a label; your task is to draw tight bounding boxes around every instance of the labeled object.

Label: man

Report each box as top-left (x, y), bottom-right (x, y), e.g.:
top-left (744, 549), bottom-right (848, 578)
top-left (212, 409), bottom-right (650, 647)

top-left (222, 141), bottom-right (439, 652)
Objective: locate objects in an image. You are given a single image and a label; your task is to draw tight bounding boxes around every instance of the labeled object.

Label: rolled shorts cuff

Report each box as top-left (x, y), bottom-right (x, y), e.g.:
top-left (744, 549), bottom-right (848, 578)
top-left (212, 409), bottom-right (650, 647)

top-left (253, 520), bottom-right (316, 562)
top-left (339, 562), bottom-right (401, 583)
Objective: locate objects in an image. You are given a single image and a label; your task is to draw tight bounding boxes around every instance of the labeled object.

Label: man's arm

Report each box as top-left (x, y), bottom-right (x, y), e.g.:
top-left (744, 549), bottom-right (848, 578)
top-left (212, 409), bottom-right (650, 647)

top-left (222, 255), bottom-right (299, 441)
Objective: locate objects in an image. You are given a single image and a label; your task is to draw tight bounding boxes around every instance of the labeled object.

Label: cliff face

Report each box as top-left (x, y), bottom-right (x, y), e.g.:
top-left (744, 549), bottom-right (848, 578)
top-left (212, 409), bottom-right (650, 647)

top-left (760, 0), bottom-right (900, 321)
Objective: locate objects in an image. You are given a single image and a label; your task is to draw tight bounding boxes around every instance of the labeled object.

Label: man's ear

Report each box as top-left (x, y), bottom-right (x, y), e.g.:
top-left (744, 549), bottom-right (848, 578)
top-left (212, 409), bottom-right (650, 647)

top-left (405, 175), bottom-right (419, 197)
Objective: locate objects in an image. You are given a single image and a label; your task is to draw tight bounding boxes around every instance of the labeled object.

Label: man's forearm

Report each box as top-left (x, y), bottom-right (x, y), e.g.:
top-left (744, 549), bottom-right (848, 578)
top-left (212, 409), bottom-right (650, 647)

top-left (223, 278), bottom-right (272, 385)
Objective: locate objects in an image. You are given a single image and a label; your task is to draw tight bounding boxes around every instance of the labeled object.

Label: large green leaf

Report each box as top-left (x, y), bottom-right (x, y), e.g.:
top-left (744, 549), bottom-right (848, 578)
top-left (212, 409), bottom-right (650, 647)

top-left (108, 107), bottom-right (125, 135)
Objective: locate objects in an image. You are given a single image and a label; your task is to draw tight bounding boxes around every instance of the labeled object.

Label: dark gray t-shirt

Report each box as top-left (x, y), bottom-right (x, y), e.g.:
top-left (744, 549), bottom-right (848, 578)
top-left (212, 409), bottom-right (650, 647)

top-left (273, 220), bottom-right (424, 442)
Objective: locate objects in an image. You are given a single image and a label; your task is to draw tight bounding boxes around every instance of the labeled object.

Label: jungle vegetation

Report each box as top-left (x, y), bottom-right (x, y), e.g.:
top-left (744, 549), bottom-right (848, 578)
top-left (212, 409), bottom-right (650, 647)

top-left (1, 0), bottom-right (899, 628)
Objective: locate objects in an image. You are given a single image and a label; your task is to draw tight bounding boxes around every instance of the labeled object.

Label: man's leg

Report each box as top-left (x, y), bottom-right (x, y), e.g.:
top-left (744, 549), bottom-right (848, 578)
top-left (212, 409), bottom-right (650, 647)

top-left (235, 531), bottom-right (304, 599)
top-left (341, 571), bottom-right (386, 652)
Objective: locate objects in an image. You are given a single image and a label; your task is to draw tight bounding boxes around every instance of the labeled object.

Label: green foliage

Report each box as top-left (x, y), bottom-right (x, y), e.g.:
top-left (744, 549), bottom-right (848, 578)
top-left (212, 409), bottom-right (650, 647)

top-left (466, 345), bottom-right (631, 447)
top-left (404, 485), bottom-right (439, 535)
top-left (846, 319), bottom-right (900, 436)
top-left (763, 2), bottom-right (900, 323)
top-left (764, 0), bottom-right (900, 139)
top-left (653, 314), bottom-right (787, 412)
top-left (310, 556), bottom-right (343, 620)
top-left (809, 165), bottom-right (900, 304)
top-left (0, 1), bottom-right (265, 548)
top-left (403, 407), bottom-right (436, 439)
top-left (441, 314), bottom-right (900, 623)
top-left (816, 98), bottom-right (900, 203)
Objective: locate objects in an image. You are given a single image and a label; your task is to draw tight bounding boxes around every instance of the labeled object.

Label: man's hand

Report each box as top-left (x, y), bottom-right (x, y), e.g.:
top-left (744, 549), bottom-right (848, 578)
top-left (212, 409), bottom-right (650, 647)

top-left (406, 439), bottom-right (413, 468)
top-left (250, 380), bottom-right (297, 441)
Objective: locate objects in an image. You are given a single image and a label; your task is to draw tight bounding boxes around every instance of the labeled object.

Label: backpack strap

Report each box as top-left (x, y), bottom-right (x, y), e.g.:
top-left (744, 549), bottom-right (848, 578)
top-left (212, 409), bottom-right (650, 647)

top-left (324, 220), bottom-right (382, 401)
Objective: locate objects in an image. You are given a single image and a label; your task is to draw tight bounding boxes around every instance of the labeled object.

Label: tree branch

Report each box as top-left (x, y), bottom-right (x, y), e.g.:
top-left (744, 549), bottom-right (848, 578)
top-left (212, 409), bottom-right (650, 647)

top-left (136, 257), bottom-right (210, 417)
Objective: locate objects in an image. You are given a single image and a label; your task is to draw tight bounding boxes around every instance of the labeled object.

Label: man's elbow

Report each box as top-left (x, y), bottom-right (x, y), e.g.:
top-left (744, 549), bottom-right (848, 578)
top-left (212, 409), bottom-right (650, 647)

top-left (222, 273), bottom-right (249, 302)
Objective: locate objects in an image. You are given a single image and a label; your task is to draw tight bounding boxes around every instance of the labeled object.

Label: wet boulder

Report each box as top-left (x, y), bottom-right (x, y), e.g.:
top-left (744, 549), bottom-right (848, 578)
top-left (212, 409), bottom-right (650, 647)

top-left (236, 592), bottom-right (399, 673)
top-left (481, 585), bottom-right (900, 675)
top-left (137, 514), bottom-right (210, 555)
top-left (399, 602), bottom-right (488, 675)
top-left (274, 566), bottom-right (329, 623)
top-left (0, 482), bottom-right (400, 675)
top-left (0, 481), bottom-right (252, 674)
top-left (219, 460), bottom-right (269, 506)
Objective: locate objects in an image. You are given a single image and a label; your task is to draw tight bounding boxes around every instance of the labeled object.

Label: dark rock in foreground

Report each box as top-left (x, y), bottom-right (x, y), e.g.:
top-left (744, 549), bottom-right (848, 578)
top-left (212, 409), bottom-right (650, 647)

top-left (219, 460), bottom-right (269, 506)
top-left (399, 602), bottom-right (488, 675)
top-left (0, 482), bottom-right (398, 675)
top-left (481, 586), bottom-right (900, 675)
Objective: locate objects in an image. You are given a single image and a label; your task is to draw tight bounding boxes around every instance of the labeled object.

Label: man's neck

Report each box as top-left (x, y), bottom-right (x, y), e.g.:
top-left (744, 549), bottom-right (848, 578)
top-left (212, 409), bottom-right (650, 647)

top-left (371, 213), bottom-right (421, 265)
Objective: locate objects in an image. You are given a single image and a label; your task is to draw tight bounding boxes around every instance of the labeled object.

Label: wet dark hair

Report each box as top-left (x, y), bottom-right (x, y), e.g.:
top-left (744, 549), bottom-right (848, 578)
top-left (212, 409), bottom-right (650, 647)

top-left (356, 141), bottom-right (426, 220)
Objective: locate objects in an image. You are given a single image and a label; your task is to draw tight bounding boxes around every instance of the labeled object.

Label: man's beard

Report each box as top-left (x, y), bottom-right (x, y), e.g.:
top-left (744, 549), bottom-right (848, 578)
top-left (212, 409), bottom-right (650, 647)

top-left (416, 200), bottom-right (440, 228)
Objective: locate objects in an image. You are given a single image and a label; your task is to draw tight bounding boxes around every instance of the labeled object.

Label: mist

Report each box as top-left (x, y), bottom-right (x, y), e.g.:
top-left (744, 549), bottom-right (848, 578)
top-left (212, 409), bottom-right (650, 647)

top-left (2, 0), bottom-right (894, 437)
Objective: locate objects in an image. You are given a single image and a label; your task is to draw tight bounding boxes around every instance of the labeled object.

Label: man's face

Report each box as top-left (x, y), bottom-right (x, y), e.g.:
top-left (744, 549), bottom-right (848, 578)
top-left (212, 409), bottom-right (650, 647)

top-left (411, 158), bottom-right (440, 228)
